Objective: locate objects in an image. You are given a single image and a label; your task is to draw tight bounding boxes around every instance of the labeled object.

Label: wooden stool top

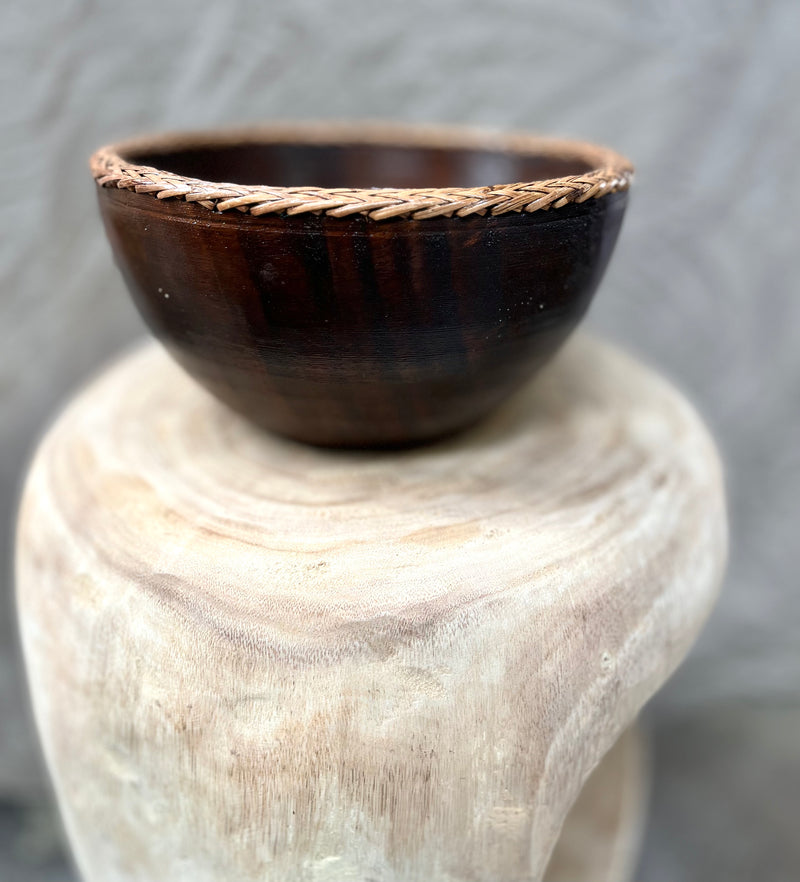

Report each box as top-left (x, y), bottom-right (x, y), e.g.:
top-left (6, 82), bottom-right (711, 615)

top-left (17, 334), bottom-right (726, 881)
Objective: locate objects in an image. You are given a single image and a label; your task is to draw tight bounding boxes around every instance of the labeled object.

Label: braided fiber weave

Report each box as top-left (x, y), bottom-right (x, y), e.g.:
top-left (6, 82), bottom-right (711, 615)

top-left (90, 123), bottom-right (633, 221)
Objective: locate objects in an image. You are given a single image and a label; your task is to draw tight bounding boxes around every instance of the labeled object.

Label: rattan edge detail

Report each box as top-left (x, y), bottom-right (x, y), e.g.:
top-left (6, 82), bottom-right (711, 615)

top-left (90, 122), bottom-right (633, 221)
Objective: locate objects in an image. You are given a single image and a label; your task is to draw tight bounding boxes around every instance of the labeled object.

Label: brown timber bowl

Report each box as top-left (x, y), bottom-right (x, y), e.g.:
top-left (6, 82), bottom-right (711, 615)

top-left (91, 122), bottom-right (632, 448)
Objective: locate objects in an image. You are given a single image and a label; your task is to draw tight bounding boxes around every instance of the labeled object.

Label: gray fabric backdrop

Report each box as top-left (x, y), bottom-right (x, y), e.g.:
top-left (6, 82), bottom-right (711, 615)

top-left (1, 1), bottom-right (798, 878)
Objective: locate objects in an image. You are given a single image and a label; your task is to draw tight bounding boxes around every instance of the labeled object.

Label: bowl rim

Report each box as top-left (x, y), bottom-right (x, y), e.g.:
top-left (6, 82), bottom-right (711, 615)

top-left (90, 120), bottom-right (633, 222)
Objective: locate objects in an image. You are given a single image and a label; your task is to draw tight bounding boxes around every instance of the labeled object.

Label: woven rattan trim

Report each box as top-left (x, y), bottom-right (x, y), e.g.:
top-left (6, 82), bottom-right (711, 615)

top-left (90, 123), bottom-right (633, 221)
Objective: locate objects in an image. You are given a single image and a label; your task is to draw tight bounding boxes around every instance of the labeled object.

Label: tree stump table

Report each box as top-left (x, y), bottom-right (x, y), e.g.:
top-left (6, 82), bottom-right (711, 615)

top-left (16, 334), bottom-right (726, 882)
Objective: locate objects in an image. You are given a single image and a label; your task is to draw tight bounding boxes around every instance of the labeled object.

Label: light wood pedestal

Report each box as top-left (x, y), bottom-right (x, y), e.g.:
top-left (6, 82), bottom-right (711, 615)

top-left (16, 335), bottom-right (726, 882)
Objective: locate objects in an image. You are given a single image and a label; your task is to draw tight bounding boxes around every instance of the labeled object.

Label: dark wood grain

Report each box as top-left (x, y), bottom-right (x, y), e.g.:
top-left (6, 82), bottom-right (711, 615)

top-left (96, 140), bottom-right (628, 447)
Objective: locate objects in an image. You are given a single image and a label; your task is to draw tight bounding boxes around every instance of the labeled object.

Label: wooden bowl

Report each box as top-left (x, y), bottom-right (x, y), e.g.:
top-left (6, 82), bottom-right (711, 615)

top-left (91, 123), bottom-right (632, 447)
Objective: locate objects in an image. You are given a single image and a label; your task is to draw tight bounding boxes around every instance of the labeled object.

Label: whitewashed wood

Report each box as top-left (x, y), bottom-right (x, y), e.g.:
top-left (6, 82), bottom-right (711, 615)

top-left (16, 335), bottom-right (726, 882)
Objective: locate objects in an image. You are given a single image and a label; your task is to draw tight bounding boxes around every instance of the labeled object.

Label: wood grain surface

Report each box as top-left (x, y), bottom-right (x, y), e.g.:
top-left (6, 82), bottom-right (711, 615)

top-left (16, 334), bottom-right (725, 881)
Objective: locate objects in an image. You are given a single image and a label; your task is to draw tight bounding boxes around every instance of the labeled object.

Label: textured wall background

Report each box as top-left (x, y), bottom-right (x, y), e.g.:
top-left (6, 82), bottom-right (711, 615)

top-left (1, 1), bottom-right (798, 879)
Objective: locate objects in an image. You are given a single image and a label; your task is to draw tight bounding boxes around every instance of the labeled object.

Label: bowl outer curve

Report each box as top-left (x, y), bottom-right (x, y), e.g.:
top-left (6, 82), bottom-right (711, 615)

top-left (97, 188), bottom-right (627, 446)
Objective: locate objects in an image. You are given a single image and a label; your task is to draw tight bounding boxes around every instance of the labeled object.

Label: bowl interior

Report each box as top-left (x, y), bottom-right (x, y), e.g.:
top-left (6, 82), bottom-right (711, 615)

top-left (120, 140), bottom-right (597, 190)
